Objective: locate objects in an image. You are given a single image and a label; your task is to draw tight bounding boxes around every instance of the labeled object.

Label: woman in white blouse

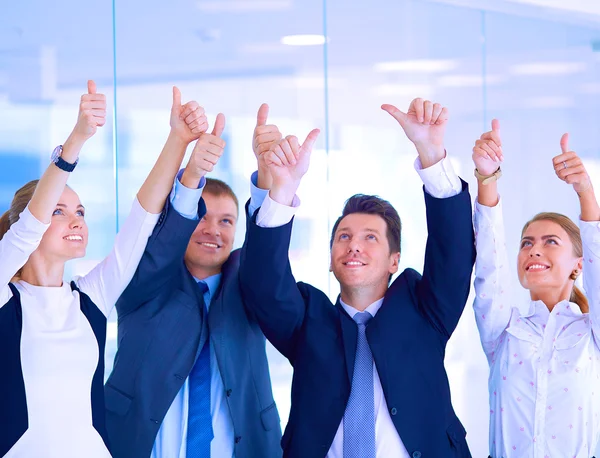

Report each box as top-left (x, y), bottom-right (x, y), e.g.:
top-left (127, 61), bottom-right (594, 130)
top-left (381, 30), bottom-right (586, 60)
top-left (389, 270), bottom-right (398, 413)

top-left (0, 81), bottom-right (208, 458)
top-left (472, 120), bottom-right (600, 458)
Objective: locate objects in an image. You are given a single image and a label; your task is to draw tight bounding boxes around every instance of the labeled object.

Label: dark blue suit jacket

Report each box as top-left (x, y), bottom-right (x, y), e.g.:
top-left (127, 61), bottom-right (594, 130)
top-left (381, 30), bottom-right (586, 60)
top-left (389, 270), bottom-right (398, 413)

top-left (239, 182), bottom-right (476, 458)
top-left (105, 199), bottom-right (282, 458)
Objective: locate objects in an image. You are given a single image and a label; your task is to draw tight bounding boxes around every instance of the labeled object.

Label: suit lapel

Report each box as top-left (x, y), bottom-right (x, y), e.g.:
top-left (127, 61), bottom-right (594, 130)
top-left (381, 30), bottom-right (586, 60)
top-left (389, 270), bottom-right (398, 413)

top-left (336, 300), bottom-right (358, 384)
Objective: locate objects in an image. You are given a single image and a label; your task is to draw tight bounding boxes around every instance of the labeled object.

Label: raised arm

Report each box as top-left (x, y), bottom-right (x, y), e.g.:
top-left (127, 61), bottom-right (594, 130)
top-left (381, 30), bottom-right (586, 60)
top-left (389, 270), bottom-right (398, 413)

top-left (551, 134), bottom-right (600, 343)
top-left (0, 80), bottom-right (105, 305)
top-left (382, 98), bottom-right (475, 337)
top-left (77, 89), bottom-right (212, 316)
top-left (239, 128), bottom-right (320, 360)
top-left (471, 120), bottom-right (514, 357)
top-left (116, 114), bottom-right (226, 317)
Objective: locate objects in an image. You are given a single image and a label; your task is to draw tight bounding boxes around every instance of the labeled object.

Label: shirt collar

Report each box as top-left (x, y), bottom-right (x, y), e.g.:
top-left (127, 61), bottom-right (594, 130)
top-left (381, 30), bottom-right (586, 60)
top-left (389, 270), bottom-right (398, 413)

top-left (339, 296), bottom-right (385, 318)
top-left (193, 273), bottom-right (222, 301)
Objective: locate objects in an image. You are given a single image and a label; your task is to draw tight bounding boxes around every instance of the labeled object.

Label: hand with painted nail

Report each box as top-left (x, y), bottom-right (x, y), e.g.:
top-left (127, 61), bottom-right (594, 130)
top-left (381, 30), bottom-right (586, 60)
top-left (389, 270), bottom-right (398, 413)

top-left (472, 119), bottom-right (503, 176)
top-left (170, 86), bottom-right (208, 144)
top-left (381, 98), bottom-right (449, 168)
top-left (552, 133), bottom-right (592, 194)
top-left (180, 113), bottom-right (226, 188)
top-left (265, 129), bottom-right (320, 206)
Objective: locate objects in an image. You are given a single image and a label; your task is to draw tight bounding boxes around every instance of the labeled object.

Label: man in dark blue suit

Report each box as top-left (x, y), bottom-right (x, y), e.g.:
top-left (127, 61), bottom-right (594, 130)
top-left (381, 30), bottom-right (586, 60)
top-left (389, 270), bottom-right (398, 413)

top-left (239, 98), bottom-right (476, 458)
top-left (105, 105), bottom-right (284, 458)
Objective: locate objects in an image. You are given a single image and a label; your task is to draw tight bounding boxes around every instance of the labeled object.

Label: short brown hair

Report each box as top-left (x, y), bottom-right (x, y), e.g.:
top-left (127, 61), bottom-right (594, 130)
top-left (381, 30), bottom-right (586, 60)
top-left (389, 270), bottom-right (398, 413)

top-left (205, 178), bottom-right (239, 214)
top-left (521, 212), bottom-right (588, 313)
top-left (330, 194), bottom-right (401, 254)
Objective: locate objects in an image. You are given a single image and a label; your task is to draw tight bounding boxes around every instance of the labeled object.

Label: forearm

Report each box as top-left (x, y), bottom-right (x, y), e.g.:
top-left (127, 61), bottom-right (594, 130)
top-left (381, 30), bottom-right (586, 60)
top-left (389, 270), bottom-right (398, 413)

top-left (257, 165), bottom-right (273, 190)
top-left (578, 187), bottom-right (600, 222)
top-left (414, 142), bottom-right (445, 169)
top-left (137, 131), bottom-right (188, 214)
top-left (28, 134), bottom-right (86, 223)
top-left (476, 181), bottom-right (499, 207)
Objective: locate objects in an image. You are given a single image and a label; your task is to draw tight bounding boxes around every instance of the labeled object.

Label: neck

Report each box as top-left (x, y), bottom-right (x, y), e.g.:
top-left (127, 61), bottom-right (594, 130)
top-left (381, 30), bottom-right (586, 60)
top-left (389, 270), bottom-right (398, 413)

top-left (530, 283), bottom-right (573, 311)
top-left (19, 253), bottom-right (66, 287)
top-left (185, 261), bottom-right (222, 281)
top-left (340, 283), bottom-right (387, 312)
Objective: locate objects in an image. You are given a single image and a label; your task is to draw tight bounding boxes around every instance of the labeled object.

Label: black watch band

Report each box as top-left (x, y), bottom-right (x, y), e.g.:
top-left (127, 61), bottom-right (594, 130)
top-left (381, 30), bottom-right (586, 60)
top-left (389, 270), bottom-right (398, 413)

top-left (54, 155), bottom-right (78, 172)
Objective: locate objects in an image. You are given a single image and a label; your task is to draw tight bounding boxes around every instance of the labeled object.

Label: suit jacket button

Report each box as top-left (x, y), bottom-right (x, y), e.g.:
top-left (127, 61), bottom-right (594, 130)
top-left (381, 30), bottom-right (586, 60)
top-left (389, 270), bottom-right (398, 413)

top-left (412, 452), bottom-right (421, 458)
top-left (235, 436), bottom-right (242, 444)
top-left (226, 389), bottom-right (232, 397)
top-left (390, 407), bottom-right (397, 415)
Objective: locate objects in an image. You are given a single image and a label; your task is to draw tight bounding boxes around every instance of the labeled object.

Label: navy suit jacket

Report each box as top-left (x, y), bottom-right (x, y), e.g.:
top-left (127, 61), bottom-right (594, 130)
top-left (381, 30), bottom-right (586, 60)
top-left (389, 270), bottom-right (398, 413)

top-left (105, 199), bottom-right (282, 458)
top-left (239, 182), bottom-right (476, 458)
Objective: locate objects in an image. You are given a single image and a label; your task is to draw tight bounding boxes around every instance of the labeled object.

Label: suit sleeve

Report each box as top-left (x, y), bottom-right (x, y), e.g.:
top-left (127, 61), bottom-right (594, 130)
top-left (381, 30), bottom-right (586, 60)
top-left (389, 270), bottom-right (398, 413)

top-left (114, 197), bottom-right (207, 317)
top-left (416, 179), bottom-right (476, 338)
top-left (239, 200), bottom-right (306, 361)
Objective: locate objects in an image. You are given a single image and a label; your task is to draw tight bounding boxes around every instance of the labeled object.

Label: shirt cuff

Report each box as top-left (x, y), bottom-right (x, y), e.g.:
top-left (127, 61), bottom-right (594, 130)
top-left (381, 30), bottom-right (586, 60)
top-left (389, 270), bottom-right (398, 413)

top-left (255, 192), bottom-right (301, 228)
top-left (248, 171), bottom-right (270, 218)
top-left (414, 155), bottom-right (462, 199)
top-left (169, 169), bottom-right (205, 220)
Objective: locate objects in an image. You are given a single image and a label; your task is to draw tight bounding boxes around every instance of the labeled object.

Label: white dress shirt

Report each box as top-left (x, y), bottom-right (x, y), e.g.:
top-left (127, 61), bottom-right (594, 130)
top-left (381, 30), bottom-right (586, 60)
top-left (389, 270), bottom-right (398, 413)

top-left (152, 173), bottom-right (271, 458)
top-left (474, 198), bottom-right (600, 458)
top-left (256, 155), bottom-right (462, 457)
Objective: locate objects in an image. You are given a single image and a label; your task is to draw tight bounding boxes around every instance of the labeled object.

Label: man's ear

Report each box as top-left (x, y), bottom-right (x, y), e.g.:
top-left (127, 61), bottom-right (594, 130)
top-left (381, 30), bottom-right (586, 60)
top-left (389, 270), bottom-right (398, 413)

top-left (389, 252), bottom-right (400, 274)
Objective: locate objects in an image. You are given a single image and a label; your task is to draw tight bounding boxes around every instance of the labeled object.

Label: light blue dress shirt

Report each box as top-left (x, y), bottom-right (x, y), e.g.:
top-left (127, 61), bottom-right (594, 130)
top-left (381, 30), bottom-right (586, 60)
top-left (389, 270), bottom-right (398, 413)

top-left (151, 171), bottom-right (269, 458)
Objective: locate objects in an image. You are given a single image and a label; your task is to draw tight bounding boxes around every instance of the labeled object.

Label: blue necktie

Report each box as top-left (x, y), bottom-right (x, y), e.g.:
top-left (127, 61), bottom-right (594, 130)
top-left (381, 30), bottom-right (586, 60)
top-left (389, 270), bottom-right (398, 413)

top-left (343, 311), bottom-right (376, 458)
top-left (187, 281), bottom-right (213, 458)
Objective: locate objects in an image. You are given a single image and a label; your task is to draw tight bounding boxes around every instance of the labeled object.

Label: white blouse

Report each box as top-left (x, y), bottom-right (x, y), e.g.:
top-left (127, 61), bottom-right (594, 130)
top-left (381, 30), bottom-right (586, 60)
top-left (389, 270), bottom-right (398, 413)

top-left (473, 198), bottom-right (600, 458)
top-left (0, 198), bottom-right (158, 458)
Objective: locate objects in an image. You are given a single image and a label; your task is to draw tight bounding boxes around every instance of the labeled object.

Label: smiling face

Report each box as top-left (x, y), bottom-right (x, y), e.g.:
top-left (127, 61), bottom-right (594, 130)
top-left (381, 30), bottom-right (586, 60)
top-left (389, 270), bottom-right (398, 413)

top-left (517, 219), bottom-right (582, 299)
top-left (330, 212), bottom-right (400, 293)
top-left (37, 186), bottom-right (88, 261)
top-left (184, 191), bottom-right (238, 279)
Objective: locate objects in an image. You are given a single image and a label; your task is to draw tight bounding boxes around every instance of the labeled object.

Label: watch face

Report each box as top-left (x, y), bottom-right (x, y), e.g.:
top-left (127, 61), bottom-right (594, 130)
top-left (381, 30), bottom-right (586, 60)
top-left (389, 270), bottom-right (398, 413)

top-left (51, 145), bottom-right (62, 162)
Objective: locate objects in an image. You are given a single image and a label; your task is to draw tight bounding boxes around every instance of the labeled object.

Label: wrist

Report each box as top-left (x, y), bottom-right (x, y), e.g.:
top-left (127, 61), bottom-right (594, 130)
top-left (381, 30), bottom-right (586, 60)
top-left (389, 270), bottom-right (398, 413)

top-left (257, 166), bottom-right (273, 190)
top-left (168, 129), bottom-right (191, 148)
top-left (414, 142), bottom-right (445, 168)
top-left (181, 167), bottom-right (204, 189)
top-left (269, 182), bottom-right (299, 206)
top-left (62, 133), bottom-right (86, 162)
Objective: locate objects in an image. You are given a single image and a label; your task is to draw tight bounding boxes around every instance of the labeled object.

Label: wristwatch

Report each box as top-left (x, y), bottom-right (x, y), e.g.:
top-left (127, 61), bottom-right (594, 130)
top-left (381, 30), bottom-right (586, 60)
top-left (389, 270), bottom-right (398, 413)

top-left (474, 167), bottom-right (502, 185)
top-left (51, 145), bottom-right (78, 172)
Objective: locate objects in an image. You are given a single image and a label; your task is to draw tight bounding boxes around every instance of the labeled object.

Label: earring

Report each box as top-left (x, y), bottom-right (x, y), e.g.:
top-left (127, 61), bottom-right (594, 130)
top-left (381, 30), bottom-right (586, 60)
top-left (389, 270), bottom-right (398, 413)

top-left (570, 270), bottom-right (580, 281)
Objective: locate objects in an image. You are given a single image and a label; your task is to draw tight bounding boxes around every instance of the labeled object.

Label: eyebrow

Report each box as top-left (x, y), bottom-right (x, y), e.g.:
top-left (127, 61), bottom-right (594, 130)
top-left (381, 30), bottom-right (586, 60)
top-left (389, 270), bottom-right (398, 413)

top-left (336, 227), bottom-right (381, 234)
top-left (56, 203), bottom-right (85, 210)
top-left (521, 235), bottom-right (561, 241)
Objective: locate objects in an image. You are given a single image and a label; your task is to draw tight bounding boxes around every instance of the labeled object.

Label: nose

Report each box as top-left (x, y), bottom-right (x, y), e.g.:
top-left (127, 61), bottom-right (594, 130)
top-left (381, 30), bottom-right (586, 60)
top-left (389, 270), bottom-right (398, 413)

top-left (202, 220), bottom-right (220, 236)
top-left (347, 239), bottom-right (361, 253)
top-left (69, 216), bottom-right (83, 230)
top-left (529, 245), bottom-right (542, 257)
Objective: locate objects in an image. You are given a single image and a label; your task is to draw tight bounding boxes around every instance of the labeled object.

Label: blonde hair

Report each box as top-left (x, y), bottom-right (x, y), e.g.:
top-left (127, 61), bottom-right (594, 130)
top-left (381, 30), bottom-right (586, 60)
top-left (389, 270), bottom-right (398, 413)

top-left (521, 212), bottom-right (588, 313)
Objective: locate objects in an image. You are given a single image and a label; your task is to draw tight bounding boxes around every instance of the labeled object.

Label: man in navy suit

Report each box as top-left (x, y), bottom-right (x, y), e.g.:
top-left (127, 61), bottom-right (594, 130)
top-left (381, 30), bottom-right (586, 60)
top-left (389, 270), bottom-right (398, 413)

top-left (239, 98), bottom-right (476, 458)
top-left (105, 104), bottom-right (283, 458)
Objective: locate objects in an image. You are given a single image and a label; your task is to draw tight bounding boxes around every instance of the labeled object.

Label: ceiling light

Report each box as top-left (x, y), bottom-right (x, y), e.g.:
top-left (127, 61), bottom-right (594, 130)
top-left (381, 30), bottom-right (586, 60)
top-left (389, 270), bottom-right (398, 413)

top-left (437, 74), bottom-right (505, 87)
top-left (510, 62), bottom-right (587, 75)
top-left (197, 0), bottom-right (291, 12)
top-left (374, 59), bottom-right (457, 73)
top-left (281, 35), bottom-right (327, 46)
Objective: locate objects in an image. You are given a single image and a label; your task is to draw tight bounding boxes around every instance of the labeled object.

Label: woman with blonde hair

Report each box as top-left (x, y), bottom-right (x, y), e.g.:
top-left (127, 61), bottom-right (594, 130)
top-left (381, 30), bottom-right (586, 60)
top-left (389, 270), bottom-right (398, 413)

top-left (472, 120), bottom-right (600, 457)
top-left (0, 80), bottom-right (208, 457)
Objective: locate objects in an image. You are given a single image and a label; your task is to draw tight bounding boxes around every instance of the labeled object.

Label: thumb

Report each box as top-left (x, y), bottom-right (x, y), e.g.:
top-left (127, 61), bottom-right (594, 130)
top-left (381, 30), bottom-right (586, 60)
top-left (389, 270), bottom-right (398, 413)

top-left (87, 80), bottom-right (97, 94)
top-left (491, 118), bottom-right (500, 133)
top-left (172, 86), bottom-right (182, 109)
top-left (301, 129), bottom-right (320, 154)
top-left (256, 103), bottom-right (269, 127)
top-left (381, 104), bottom-right (408, 128)
top-left (211, 113), bottom-right (226, 137)
top-left (560, 133), bottom-right (569, 154)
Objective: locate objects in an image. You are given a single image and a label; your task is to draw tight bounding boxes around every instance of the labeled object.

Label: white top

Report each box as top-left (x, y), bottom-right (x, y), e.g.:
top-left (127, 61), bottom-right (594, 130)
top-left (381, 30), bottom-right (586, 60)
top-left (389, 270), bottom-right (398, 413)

top-left (473, 199), bottom-right (600, 458)
top-left (256, 156), bottom-right (462, 457)
top-left (1, 198), bottom-right (158, 458)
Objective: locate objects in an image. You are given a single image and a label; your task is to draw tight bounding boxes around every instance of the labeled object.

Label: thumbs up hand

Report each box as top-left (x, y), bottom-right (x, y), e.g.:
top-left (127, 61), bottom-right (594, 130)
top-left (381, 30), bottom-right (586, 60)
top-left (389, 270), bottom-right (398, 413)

top-left (552, 134), bottom-right (591, 194)
top-left (170, 86), bottom-right (208, 144)
top-left (253, 103), bottom-right (282, 189)
top-left (382, 98), bottom-right (449, 167)
top-left (181, 114), bottom-right (227, 187)
top-left (472, 119), bottom-right (503, 176)
top-left (71, 80), bottom-right (106, 142)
